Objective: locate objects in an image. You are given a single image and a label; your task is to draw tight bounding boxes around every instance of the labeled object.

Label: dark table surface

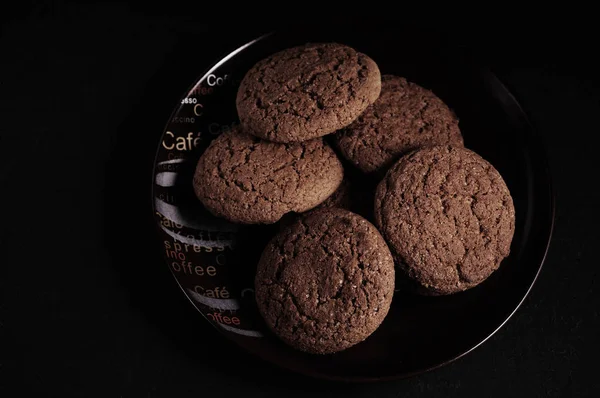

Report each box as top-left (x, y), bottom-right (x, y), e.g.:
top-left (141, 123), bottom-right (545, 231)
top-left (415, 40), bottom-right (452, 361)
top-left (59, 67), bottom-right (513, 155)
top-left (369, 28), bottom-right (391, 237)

top-left (1, 5), bottom-right (599, 397)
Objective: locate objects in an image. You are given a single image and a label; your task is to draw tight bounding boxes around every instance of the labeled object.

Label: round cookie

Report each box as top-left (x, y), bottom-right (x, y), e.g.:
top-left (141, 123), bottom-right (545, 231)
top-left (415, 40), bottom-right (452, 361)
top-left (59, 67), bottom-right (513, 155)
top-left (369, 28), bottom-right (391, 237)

top-left (374, 146), bottom-right (515, 295)
top-left (236, 43), bottom-right (381, 143)
top-left (313, 175), bottom-right (352, 211)
top-left (255, 208), bottom-right (395, 354)
top-left (193, 127), bottom-right (343, 224)
top-left (335, 75), bottom-right (464, 174)
top-left (277, 177), bottom-right (353, 231)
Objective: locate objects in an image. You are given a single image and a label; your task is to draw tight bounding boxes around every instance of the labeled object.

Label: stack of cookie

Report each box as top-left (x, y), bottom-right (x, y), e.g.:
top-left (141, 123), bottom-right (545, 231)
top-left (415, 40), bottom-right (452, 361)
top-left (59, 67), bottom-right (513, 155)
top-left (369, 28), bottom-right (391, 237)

top-left (193, 43), bottom-right (515, 355)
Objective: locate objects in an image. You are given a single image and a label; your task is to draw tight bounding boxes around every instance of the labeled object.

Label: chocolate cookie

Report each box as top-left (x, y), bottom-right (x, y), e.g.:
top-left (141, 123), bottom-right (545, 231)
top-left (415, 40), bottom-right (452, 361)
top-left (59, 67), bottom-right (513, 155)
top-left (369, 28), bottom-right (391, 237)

top-left (277, 177), bottom-right (353, 231)
top-left (255, 208), bottom-right (395, 354)
top-left (314, 176), bottom-right (352, 211)
top-left (335, 75), bottom-right (464, 174)
top-left (236, 43), bottom-right (381, 143)
top-left (374, 146), bottom-right (515, 295)
top-left (193, 127), bottom-right (343, 224)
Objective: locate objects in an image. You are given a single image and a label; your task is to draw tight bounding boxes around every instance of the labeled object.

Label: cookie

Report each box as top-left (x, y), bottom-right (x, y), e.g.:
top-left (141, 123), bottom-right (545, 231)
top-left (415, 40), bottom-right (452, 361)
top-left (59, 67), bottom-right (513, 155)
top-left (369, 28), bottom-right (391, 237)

top-left (335, 75), bottom-right (464, 174)
top-left (277, 177), bottom-right (353, 231)
top-left (374, 146), bottom-right (515, 295)
top-left (314, 175), bottom-right (352, 211)
top-left (193, 127), bottom-right (343, 224)
top-left (255, 208), bottom-right (395, 354)
top-left (236, 43), bottom-right (381, 143)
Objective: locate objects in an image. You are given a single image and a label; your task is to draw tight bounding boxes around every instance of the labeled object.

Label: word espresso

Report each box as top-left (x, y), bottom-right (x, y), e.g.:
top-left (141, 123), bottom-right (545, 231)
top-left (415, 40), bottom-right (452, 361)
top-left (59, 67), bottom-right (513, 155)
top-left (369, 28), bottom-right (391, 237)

top-left (163, 239), bottom-right (228, 254)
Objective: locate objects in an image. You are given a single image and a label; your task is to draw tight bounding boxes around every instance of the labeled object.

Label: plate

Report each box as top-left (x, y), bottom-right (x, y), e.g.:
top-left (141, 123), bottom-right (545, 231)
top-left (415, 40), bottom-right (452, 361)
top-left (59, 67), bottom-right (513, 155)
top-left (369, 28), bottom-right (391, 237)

top-left (151, 29), bottom-right (554, 382)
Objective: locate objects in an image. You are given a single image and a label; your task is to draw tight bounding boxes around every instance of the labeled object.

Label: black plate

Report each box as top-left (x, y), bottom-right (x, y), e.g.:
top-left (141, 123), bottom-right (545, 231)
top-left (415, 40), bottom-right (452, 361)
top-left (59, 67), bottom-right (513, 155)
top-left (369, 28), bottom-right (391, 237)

top-left (150, 29), bottom-right (554, 382)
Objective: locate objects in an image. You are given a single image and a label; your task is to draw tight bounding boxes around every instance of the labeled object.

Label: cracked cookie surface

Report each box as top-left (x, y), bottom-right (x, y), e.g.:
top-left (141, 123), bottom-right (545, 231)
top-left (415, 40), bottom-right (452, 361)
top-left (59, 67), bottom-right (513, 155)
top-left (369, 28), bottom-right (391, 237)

top-left (335, 75), bottom-right (464, 174)
top-left (255, 208), bottom-right (395, 354)
top-left (374, 146), bottom-right (515, 295)
top-left (193, 128), bottom-right (343, 224)
top-left (314, 175), bottom-right (352, 211)
top-left (277, 177), bottom-right (353, 232)
top-left (236, 43), bottom-right (381, 143)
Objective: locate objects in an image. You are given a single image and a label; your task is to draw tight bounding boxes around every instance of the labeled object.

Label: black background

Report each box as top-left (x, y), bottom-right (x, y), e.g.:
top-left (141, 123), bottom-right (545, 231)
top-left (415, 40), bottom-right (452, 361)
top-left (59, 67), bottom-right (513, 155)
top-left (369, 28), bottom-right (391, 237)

top-left (1, 3), bottom-right (599, 397)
